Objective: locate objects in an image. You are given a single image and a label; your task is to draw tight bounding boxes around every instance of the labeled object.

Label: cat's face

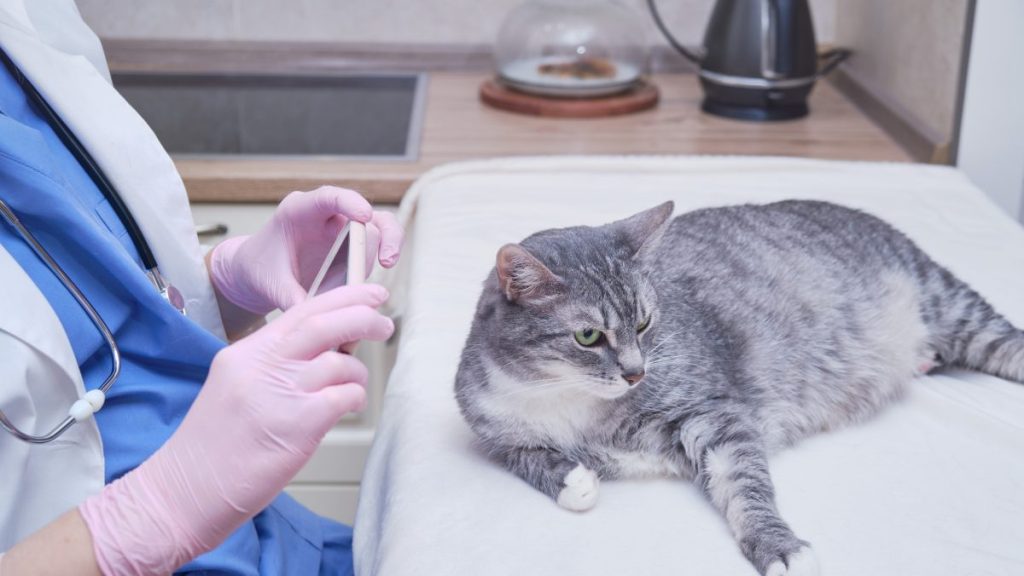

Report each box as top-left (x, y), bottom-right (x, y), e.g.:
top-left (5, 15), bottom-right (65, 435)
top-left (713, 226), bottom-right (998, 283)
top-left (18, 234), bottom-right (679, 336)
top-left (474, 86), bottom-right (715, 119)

top-left (518, 271), bottom-right (659, 400)
top-left (482, 202), bottom-right (673, 401)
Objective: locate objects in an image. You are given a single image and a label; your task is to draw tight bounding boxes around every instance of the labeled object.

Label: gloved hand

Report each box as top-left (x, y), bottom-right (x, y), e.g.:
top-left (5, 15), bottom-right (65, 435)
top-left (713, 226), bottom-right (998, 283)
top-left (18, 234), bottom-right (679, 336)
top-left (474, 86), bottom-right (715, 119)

top-left (79, 284), bottom-right (394, 576)
top-left (209, 186), bottom-right (403, 315)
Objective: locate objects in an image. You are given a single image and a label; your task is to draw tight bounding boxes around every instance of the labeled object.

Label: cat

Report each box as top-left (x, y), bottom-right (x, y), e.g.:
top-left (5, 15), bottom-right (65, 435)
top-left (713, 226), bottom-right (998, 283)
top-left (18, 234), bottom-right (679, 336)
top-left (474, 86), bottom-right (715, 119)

top-left (454, 200), bottom-right (1024, 576)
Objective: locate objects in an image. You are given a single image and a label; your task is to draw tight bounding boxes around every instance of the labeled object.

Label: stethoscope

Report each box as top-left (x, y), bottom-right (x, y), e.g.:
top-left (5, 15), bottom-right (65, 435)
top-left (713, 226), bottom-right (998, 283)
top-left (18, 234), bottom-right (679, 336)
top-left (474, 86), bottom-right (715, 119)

top-left (0, 50), bottom-right (186, 444)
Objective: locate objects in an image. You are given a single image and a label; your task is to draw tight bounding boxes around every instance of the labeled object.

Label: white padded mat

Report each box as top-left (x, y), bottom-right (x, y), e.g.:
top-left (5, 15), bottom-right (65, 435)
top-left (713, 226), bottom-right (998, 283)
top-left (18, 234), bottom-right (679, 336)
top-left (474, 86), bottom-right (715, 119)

top-left (355, 157), bottom-right (1024, 576)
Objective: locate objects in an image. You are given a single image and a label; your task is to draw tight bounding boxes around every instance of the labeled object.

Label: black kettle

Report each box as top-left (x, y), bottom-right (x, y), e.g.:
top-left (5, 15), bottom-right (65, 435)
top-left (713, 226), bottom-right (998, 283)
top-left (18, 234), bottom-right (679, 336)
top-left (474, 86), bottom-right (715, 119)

top-left (648, 0), bottom-right (848, 120)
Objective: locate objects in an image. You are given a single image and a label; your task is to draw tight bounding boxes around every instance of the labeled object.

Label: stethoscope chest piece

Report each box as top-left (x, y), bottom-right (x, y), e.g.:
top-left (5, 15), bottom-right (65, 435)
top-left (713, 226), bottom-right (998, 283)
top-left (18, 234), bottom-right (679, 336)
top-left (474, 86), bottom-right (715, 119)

top-left (147, 268), bottom-right (187, 315)
top-left (166, 284), bottom-right (186, 315)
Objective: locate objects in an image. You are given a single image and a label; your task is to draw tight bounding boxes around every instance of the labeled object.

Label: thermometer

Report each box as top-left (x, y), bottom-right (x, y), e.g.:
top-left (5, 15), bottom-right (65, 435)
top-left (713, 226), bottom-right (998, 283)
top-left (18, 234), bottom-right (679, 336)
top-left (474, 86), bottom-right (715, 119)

top-left (306, 221), bottom-right (367, 300)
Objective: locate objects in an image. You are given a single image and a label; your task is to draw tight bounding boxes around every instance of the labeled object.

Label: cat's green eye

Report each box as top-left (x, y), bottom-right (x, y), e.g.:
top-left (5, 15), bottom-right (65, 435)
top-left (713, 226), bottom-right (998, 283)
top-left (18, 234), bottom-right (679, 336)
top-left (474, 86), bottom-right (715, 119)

top-left (574, 328), bottom-right (603, 347)
top-left (637, 316), bottom-right (651, 333)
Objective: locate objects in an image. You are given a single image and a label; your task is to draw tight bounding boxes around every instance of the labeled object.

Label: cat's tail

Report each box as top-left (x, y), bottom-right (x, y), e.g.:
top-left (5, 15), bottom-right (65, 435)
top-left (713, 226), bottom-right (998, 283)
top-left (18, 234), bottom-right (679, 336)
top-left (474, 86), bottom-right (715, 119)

top-left (956, 321), bottom-right (1024, 383)
top-left (923, 268), bottom-right (1024, 383)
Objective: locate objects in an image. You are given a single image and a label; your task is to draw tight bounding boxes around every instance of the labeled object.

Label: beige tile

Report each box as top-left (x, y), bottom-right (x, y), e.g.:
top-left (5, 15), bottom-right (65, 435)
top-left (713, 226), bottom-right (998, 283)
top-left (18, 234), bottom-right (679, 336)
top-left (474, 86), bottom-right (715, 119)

top-left (811, 0), bottom-right (837, 43)
top-left (836, 0), bottom-right (969, 141)
top-left (76, 0), bottom-right (236, 39)
top-left (232, 0), bottom-right (315, 42)
top-left (294, 0), bottom-right (527, 44)
top-left (80, 0), bottom-right (836, 45)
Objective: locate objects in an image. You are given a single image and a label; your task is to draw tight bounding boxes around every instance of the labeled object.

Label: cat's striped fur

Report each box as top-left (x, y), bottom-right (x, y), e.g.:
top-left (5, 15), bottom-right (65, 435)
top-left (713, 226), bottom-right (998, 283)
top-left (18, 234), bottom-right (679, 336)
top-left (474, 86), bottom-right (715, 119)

top-left (455, 200), bottom-right (1024, 575)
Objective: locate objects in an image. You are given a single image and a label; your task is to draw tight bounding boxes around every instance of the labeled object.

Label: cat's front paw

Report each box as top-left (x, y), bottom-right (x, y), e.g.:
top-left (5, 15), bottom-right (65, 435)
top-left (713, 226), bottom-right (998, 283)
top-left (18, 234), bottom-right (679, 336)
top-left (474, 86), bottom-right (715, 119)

top-left (556, 464), bottom-right (599, 512)
top-left (764, 546), bottom-right (819, 576)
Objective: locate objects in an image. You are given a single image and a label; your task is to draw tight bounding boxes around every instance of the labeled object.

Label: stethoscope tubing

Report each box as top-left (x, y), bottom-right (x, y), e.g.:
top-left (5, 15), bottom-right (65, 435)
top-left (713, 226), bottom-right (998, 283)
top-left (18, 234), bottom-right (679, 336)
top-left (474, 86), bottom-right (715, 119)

top-left (0, 49), bottom-right (159, 272)
top-left (0, 50), bottom-right (193, 443)
top-left (0, 48), bottom-right (191, 443)
top-left (0, 199), bottom-right (122, 443)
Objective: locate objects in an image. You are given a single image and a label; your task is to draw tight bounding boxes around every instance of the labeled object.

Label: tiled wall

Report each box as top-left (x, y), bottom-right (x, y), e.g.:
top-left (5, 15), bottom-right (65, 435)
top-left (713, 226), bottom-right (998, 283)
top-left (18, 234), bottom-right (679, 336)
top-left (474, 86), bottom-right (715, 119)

top-left (77, 0), bottom-right (968, 152)
top-left (74, 0), bottom-right (837, 45)
top-left (835, 0), bottom-right (970, 148)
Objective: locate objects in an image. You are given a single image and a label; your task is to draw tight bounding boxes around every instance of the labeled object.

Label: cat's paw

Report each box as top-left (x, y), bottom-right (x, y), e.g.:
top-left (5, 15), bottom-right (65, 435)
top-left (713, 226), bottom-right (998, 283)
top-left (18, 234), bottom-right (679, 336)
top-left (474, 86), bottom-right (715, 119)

top-left (556, 464), bottom-right (599, 512)
top-left (764, 546), bottom-right (819, 576)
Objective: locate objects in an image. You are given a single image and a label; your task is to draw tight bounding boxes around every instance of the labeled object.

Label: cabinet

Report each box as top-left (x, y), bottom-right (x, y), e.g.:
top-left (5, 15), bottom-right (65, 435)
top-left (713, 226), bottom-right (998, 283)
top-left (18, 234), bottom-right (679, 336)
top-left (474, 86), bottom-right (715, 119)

top-left (190, 202), bottom-right (398, 524)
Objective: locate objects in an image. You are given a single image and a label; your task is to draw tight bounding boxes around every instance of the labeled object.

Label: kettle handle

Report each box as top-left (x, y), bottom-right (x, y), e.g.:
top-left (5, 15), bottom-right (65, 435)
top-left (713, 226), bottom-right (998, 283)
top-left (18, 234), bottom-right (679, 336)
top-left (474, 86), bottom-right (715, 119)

top-left (647, 0), bottom-right (703, 64)
top-left (817, 48), bottom-right (851, 77)
top-left (649, 0), bottom-right (851, 78)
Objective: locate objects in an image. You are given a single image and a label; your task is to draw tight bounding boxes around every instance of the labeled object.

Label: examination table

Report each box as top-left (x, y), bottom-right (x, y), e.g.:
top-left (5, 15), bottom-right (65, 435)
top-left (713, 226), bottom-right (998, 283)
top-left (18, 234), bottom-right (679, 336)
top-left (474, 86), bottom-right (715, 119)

top-left (355, 157), bottom-right (1024, 576)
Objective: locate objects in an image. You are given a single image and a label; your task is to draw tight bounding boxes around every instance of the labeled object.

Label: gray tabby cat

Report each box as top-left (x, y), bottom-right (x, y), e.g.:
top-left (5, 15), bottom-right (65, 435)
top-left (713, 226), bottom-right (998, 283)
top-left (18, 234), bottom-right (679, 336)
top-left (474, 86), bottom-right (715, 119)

top-left (454, 200), bottom-right (1024, 576)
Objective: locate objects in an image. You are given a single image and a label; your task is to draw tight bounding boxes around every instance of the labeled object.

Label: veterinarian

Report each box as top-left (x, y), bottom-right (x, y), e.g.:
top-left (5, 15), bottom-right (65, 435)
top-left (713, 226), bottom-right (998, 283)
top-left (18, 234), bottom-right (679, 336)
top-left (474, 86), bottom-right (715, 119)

top-left (0, 1), bottom-right (402, 574)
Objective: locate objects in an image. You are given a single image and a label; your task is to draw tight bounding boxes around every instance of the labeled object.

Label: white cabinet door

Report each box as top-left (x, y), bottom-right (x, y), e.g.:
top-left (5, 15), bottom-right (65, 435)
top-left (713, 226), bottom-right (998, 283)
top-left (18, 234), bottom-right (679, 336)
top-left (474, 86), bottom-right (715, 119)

top-left (285, 484), bottom-right (362, 525)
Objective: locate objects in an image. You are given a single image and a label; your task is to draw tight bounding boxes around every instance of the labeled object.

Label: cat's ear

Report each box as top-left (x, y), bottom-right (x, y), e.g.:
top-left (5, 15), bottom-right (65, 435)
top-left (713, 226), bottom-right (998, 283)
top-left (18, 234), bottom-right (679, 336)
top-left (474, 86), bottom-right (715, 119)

top-left (496, 244), bottom-right (565, 305)
top-left (613, 201), bottom-right (674, 259)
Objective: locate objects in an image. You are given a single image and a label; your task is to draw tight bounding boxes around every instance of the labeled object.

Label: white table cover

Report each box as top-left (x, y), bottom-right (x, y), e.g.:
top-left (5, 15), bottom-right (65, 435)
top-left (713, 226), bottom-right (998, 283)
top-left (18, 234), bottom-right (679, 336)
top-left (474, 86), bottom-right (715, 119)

top-left (355, 157), bottom-right (1024, 576)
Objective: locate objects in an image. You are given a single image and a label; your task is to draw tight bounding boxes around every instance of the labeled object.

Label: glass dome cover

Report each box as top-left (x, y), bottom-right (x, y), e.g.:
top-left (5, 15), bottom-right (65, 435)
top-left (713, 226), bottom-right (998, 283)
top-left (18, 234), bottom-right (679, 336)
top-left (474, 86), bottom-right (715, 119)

top-left (495, 0), bottom-right (649, 98)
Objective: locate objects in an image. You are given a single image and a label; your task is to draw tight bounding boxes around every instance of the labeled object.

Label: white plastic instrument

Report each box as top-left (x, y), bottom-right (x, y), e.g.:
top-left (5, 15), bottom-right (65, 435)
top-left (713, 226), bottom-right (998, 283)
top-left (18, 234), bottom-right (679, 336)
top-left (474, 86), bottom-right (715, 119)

top-left (306, 221), bottom-right (368, 300)
top-left (346, 221), bottom-right (367, 287)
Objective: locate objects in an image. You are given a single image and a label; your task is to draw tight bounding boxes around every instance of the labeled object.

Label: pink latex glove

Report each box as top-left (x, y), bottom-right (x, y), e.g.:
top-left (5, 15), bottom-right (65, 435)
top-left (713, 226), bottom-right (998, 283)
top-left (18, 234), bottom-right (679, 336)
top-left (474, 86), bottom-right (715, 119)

top-left (209, 186), bottom-right (404, 315)
top-left (79, 284), bottom-right (394, 576)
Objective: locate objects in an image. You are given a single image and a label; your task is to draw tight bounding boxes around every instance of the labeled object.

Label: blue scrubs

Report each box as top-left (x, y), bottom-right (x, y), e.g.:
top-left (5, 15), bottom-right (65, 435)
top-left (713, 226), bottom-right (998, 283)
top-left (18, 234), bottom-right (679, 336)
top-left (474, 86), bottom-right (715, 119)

top-left (0, 56), bottom-right (353, 575)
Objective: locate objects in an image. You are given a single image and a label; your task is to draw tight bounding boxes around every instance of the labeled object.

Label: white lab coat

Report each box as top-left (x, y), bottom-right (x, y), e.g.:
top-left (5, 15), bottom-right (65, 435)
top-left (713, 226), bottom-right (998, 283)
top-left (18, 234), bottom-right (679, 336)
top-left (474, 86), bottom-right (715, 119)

top-left (0, 0), bottom-right (226, 550)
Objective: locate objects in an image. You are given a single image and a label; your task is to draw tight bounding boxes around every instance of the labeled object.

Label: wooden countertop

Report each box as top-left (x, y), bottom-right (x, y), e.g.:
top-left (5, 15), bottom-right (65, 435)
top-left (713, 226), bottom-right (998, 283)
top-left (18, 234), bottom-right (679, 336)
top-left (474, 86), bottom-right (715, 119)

top-left (179, 72), bottom-right (911, 204)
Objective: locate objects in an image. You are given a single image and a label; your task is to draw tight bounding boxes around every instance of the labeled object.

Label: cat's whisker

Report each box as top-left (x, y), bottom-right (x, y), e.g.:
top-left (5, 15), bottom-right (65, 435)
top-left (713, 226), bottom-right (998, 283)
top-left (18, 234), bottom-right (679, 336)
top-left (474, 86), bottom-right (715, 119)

top-left (649, 349), bottom-right (715, 364)
top-left (482, 367), bottom-right (579, 386)
top-left (646, 353), bottom-right (689, 365)
top-left (484, 382), bottom-right (576, 399)
top-left (645, 330), bottom-right (685, 356)
top-left (484, 378), bottom-right (590, 400)
top-left (647, 354), bottom-right (698, 364)
top-left (646, 355), bottom-right (710, 371)
top-left (489, 353), bottom-right (568, 375)
top-left (491, 355), bottom-right (539, 373)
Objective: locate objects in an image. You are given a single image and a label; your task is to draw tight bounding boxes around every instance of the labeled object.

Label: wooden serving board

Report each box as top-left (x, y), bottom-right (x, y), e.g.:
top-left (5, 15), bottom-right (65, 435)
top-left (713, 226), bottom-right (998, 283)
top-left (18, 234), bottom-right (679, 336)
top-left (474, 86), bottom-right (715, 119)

top-left (479, 78), bottom-right (659, 118)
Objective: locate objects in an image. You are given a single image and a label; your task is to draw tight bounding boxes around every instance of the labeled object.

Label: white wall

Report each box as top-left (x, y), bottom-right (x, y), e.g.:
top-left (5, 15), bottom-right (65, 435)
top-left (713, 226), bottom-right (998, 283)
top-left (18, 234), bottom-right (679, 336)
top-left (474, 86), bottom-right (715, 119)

top-left (956, 0), bottom-right (1024, 221)
top-left (835, 0), bottom-right (969, 150)
top-left (74, 0), bottom-right (835, 46)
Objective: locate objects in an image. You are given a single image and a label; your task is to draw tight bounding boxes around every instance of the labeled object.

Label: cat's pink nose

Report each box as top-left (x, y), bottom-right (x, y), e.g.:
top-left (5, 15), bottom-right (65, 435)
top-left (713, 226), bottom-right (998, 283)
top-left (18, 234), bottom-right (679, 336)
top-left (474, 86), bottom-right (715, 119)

top-left (623, 370), bottom-right (645, 386)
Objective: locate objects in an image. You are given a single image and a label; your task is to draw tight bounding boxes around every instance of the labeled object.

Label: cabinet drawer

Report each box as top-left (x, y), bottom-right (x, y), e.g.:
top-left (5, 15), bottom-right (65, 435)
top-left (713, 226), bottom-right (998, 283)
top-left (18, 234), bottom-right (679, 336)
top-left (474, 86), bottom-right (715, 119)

top-left (294, 428), bottom-right (373, 483)
top-left (191, 203), bottom-right (277, 243)
top-left (285, 484), bottom-right (361, 525)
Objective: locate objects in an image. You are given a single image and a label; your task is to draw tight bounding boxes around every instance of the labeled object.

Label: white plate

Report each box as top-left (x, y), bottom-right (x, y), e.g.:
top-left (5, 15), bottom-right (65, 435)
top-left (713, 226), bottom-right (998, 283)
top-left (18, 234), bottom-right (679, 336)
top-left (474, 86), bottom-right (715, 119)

top-left (499, 56), bottom-right (641, 98)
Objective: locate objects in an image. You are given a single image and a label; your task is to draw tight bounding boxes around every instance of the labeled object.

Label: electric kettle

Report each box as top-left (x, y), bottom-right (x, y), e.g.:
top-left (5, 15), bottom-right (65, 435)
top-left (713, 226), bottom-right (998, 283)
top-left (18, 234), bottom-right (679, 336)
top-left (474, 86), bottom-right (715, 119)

top-left (648, 0), bottom-right (848, 120)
